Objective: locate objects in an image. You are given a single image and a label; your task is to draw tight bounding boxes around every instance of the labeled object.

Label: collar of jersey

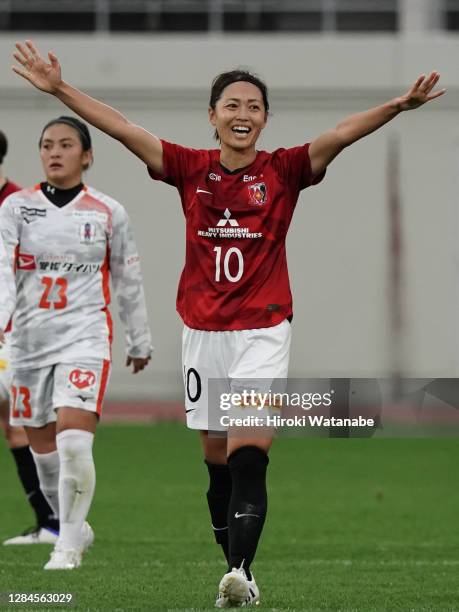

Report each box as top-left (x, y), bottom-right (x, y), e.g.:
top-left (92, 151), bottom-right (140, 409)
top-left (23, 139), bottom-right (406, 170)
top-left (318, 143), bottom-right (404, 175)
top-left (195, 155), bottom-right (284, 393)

top-left (219, 163), bottom-right (252, 175)
top-left (34, 183), bottom-right (88, 208)
top-left (216, 149), bottom-right (259, 175)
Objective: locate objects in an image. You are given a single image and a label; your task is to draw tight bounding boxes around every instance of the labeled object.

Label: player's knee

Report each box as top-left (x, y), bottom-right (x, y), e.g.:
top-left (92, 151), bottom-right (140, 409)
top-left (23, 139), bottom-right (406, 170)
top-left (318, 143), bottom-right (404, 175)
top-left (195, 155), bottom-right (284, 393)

top-left (228, 445), bottom-right (269, 484)
top-left (0, 398), bottom-right (9, 421)
top-left (6, 424), bottom-right (29, 448)
top-left (56, 429), bottom-right (94, 463)
top-left (25, 421), bottom-right (57, 454)
top-left (202, 435), bottom-right (227, 465)
top-left (206, 459), bottom-right (230, 488)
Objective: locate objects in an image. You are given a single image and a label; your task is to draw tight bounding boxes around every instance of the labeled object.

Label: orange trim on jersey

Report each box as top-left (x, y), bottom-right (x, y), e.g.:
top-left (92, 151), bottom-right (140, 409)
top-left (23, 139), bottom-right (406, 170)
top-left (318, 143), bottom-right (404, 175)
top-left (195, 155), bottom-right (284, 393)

top-left (101, 245), bottom-right (111, 306)
top-left (96, 359), bottom-right (110, 415)
top-left (34, 183), bottom-right (87, 191)
top-left (33, 183), bottom-right (86, 190)
top-left (102, 307), bottom-right (113, 356)
top-left (101, 245), bottom-right (113, 358)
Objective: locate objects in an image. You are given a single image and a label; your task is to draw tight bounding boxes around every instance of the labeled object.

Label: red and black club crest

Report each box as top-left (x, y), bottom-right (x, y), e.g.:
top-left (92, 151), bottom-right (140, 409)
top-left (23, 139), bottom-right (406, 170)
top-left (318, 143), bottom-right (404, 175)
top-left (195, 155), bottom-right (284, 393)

top-left (248, 182), bottom-right (268, 206)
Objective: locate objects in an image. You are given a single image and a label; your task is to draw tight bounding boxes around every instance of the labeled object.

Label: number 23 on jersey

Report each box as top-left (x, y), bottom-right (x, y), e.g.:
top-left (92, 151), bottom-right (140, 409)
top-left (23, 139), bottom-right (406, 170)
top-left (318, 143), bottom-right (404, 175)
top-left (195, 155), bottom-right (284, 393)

top-left (39, 276), bottom-right (68, 309)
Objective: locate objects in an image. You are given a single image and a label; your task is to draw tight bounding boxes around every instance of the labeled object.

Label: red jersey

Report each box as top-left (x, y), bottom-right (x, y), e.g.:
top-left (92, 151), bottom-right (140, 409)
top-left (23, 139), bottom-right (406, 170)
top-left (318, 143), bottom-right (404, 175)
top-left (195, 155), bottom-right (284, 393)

top-left (149, 141), bottom-right (324, 331)
top-left (0, 180), bottom-right (21, 206)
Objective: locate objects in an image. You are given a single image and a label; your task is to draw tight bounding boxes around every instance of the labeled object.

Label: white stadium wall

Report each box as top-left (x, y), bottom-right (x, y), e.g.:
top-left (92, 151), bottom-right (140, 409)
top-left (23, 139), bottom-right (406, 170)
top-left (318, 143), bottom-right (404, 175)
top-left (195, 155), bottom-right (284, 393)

top-left (0, 34), bottom-right (458, 399)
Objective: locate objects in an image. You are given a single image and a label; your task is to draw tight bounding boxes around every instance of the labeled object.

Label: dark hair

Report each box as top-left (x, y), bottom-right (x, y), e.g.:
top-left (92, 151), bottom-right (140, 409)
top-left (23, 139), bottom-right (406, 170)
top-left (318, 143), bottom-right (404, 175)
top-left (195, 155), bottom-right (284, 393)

top-left (0, 130), bottom-right (7, 165)
top-left (39, 116), bottom-right (93, 170)
top-left (39, 116), bottom-right (92, 151)
top-left (209, 69), bottom-right (269, 141)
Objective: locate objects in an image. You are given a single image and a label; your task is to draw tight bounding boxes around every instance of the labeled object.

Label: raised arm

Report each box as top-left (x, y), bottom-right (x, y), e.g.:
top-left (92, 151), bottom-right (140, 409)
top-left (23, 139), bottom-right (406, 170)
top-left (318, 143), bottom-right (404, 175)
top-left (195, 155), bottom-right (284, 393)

top-left (12, 40), bottom-right (164, 174)
top-left (309, 72), bottom-right (445, 177)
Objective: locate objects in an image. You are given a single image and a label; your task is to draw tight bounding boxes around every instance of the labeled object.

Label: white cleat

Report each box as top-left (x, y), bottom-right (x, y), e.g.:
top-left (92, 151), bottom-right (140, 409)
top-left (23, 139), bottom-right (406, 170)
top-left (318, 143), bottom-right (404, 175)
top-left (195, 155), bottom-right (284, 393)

top-left (216, 569), bottom-right (260, 608)
top-left (81, 521), bottom-right (94, 552)
top-left (43, 522), bottom-right (94, 570)
top-left (44, 546), bottom-right (81, 570)
top-left (242, 573), bottom-right (260, 607)
top-left (3, 526), bottom-right (58, 546)
top-left (216, 567), bottom-right (250, 608)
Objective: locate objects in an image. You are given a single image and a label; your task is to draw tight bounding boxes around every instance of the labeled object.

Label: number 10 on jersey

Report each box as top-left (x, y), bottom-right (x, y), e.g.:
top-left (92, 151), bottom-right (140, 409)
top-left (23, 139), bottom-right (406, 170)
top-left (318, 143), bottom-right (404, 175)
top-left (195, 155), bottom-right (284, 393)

top-left (213, 246), bottom-right (244, 283)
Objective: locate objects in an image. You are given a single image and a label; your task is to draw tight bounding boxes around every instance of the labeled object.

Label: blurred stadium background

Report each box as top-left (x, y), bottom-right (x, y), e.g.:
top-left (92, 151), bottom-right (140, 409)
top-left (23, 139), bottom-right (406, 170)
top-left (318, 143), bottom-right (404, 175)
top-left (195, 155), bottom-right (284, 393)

top-left (2, 4), bottom-right (459, 610)
top-left (0, 0), bottom-right (458, 403)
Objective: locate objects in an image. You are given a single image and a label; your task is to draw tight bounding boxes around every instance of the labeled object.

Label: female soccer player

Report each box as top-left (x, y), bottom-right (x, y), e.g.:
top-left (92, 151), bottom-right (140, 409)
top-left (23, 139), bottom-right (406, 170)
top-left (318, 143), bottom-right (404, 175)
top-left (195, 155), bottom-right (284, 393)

top-left (0, 129), bottom-right (60, 545)
top-left (9, 40), bottom-right (444, 603)
top-left (0, 115), bottom-right (152, 570)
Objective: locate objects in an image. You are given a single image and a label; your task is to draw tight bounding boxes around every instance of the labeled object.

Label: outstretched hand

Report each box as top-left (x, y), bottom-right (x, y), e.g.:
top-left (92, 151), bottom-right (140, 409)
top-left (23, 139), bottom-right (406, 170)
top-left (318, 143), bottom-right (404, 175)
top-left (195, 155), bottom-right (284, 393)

top-left (12, 40), bottom-right (62, 94)
top-left (397, 71), bottom-right (445, 111)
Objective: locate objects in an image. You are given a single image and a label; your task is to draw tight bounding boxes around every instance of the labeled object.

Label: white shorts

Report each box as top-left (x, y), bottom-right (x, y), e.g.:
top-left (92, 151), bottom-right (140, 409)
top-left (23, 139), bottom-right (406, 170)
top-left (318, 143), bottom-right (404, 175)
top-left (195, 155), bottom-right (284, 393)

top-left (0, 341), bottom-right (12, 403)
top-left (9, 360), bottom-right (111, 428)
top-left (182, 319), bottom-right (291, 431)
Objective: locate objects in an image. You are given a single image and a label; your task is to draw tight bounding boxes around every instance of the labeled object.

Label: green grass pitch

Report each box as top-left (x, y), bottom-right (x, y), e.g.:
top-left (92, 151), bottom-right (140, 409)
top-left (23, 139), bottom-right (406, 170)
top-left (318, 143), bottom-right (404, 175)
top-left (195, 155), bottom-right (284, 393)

top-left (1, 422), bottom-right (459, 611)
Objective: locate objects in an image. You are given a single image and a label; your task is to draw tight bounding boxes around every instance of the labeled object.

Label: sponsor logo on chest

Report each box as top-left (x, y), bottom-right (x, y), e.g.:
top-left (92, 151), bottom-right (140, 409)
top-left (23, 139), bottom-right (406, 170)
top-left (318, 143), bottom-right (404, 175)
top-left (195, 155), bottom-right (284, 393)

top-left (208, 173), bottom-right (221, 182)
top-left (18, 207), bottom-right (47, 223)
top-left (17, 253), bottom-right (36, 270)
top-left (197, 209), bottom-right (263, 240)
top-left (72, 210), bottom-right (108, 223)
top-left (36, 254), bottom-right (102, 274)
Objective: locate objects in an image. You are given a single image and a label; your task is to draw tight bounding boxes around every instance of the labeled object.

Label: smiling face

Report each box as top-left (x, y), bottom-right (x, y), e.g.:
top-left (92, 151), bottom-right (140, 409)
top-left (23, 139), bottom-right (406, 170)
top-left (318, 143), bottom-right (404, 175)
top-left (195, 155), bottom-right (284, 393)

top-left (40, 123), bottom-right (92, 189)
top-left (208, 81), bottom-right (268, 153)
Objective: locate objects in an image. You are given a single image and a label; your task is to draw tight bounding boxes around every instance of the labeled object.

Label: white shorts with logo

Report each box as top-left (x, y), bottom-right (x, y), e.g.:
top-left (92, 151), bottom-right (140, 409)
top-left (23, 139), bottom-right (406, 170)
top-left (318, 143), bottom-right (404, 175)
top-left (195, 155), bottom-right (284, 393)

top-left (9, 360), bottom-right (111, 428)
top-left (0, 340), bottom-right (12, 403)
top-left (182, 319), bottom-right (291, 432)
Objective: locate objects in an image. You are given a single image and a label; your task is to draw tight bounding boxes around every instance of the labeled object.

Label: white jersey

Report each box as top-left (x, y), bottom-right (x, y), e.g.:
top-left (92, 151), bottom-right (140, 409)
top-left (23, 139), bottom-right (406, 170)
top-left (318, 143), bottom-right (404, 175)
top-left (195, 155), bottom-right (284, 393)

top-left (0, 185), bottom-right (152, 369)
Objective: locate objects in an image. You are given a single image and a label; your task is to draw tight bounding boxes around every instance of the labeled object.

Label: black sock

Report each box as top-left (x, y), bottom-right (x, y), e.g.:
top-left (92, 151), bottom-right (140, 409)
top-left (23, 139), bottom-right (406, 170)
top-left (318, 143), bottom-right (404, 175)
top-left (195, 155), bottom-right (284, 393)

top-left (11, 446), bottom-right (59, 532)
top-left (227, 446), bottom-right (269, 578)
top-left (205, 460), bottom-right (232, 563)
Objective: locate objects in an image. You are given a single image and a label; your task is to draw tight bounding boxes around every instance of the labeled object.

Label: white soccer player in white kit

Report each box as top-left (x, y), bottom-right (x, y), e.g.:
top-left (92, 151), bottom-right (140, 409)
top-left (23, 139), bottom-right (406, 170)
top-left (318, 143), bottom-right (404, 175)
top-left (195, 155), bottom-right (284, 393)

top-left (0, 116), bottom-right (152, 570)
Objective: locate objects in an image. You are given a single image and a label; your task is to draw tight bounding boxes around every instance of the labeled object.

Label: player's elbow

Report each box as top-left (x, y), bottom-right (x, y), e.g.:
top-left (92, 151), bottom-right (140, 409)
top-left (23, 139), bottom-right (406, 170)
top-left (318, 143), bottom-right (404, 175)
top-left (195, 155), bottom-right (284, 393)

top-left (310, 129), bottom-right (346, 174)
top-left (333, 125), bottom-right (353, 149)
top-left (113, 119), bottom-right (138, 145)
top-left (116, 123), bottom-right (163, 173)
